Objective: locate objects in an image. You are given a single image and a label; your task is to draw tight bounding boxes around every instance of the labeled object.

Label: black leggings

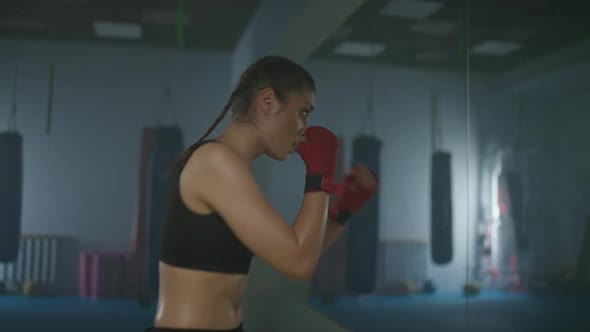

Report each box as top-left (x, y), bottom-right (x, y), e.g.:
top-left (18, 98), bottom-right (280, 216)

top-left (145, 323), bottom-right (245, 332)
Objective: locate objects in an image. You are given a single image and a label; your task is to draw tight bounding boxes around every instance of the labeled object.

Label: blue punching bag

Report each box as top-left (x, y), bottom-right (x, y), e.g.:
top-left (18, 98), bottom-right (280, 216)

top-left (0, 132), bottom-right (23, 262)
top-left (346, 135), bottom-right (381, 294)
top-left (431, 151), bottom-right (453, 264)
top-left (429, 91), bottom-right (453, 265)
top-left (146, 127), bottom-right (184, 293)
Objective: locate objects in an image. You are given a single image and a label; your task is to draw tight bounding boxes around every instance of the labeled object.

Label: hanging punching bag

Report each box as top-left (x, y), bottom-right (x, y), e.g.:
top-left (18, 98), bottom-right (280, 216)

top-left (146, 127), bottom-right (184, 293)
top-left (430, 91), bottom-right (453, 265)
top-left (431, 151), bottom-right (453, 264)
top-left (576, 216), bottom-right (590, 283)
top-left (0, 132), bottom-right (23, 262)
top-left (346, 135), bottom-right (381, 294)
top-left (502, 171), bottom-right (527, 251)
top-left (311, 136), bottom-right (348, 298)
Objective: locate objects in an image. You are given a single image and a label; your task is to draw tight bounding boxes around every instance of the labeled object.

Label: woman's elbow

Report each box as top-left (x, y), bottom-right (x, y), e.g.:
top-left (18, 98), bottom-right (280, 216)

top-left (284, 260), bottom-right (315, 281)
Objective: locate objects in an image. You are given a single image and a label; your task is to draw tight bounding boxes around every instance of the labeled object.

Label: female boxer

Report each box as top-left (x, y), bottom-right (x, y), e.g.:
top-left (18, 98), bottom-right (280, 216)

top-left (147, 56), bottom-right (377, 332)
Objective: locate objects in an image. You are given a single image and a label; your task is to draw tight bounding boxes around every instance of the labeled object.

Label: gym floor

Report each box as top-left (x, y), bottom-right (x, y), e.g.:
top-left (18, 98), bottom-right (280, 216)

top-left (1, 291), bottom-right (589, 332)
top-left (309, 291), bottom-right (590, 332)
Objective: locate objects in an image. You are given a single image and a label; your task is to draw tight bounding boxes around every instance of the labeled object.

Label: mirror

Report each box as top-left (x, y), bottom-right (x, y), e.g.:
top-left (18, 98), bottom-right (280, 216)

top-left (466, 0), bottom-right (590, 330)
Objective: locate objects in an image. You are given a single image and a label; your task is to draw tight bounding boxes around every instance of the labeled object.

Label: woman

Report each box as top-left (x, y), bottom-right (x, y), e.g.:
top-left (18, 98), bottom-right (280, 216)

top-left (147, 56), bottom-right (378, 332)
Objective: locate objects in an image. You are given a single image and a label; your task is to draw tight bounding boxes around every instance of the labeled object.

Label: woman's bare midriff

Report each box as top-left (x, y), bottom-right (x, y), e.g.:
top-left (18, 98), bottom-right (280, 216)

top-left (154, 261), bottom-right (248, 330)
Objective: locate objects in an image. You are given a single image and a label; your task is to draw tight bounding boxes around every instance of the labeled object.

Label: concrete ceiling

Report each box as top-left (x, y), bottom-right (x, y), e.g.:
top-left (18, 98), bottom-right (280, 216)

top-left (1, 0), bottom-right (589, 74)
top-left (0, 0), bottom-right (261, 51)
top-left (311, 0), bottom-right (590, 73)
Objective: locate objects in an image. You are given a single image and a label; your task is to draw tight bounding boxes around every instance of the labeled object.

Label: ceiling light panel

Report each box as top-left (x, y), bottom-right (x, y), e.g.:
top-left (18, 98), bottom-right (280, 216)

top-left (333, 41), bottom-right (386, 57)
top-left (93, 21), bottom-right (143, 40)
top-left (471, 40), bottom-right (522, 56)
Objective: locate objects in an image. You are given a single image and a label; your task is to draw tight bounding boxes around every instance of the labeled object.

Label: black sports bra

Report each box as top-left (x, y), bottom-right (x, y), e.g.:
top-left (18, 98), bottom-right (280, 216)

top-left (159, 140), bottom-right (253, 274)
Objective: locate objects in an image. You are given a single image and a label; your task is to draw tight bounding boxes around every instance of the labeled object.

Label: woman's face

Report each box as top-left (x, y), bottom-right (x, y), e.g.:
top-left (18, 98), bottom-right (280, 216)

top-left (260, 88), bottom-right (315, 161)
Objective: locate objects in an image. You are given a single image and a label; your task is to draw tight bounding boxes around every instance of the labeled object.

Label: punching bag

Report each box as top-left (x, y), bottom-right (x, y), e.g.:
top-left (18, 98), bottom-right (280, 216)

top-left (146, 127), bottom-right (184, 293)
top-left (0, 132), bottom-right (23, 262)
top-left (346, 135), bottom-right (381, 294)
top-left (502, 171), bottom-right (527, 251)
top-left (310, 136), bottom-right (348, 298)
top-left (431, 151), bottom-right (453, 264)
top-left (128, 128), bottom-right (157, 295)
top-left (429, 91), bottom-right (453, 265)
top-left (576, 216), bottom-right (590, 283)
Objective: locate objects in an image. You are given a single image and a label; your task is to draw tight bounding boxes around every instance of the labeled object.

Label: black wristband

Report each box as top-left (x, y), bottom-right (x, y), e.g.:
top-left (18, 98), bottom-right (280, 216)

top-left (304, 174), bottom-right (325, 192)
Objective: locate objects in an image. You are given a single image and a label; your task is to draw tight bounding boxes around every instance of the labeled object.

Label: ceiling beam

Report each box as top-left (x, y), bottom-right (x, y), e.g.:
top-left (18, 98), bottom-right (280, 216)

top-left (270, 0), bottom-right (367, 63)
top-left (232, 0), bottom-right (366, 82)
top-left (233, 0), bottom-right (366, 67)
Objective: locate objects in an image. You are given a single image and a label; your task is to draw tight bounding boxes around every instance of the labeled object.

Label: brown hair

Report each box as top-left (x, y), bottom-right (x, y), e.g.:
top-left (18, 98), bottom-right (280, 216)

top-left (171, 55), bottom-right (315, 170)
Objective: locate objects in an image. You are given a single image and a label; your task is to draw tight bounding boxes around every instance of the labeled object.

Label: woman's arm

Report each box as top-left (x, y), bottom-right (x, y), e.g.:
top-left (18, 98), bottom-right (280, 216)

top-left (321, 219), bottom-right (344, 253)
top-left (183, 143), bottom-right (329, 281)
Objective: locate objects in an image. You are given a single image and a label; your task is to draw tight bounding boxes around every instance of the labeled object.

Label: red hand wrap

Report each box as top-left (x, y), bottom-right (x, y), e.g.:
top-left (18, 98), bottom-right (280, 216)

top-left (296, 126), bottom-right (339, 194)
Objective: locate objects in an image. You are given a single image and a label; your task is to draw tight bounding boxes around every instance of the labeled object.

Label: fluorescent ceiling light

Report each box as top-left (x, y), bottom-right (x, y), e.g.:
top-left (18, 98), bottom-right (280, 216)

top-left (381, 0), bottom-right (443, 20)
top-left (471, 40), bottom-right (522, 56)
top-left (333, 41), bottom-right (385, 57)
top-left (93, 21), bottom-right (142, 40)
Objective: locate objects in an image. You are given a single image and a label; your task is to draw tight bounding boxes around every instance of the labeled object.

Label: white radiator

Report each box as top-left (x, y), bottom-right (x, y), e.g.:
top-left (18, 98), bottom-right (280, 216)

top-left (0, 235), bottom-right (78, 295)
